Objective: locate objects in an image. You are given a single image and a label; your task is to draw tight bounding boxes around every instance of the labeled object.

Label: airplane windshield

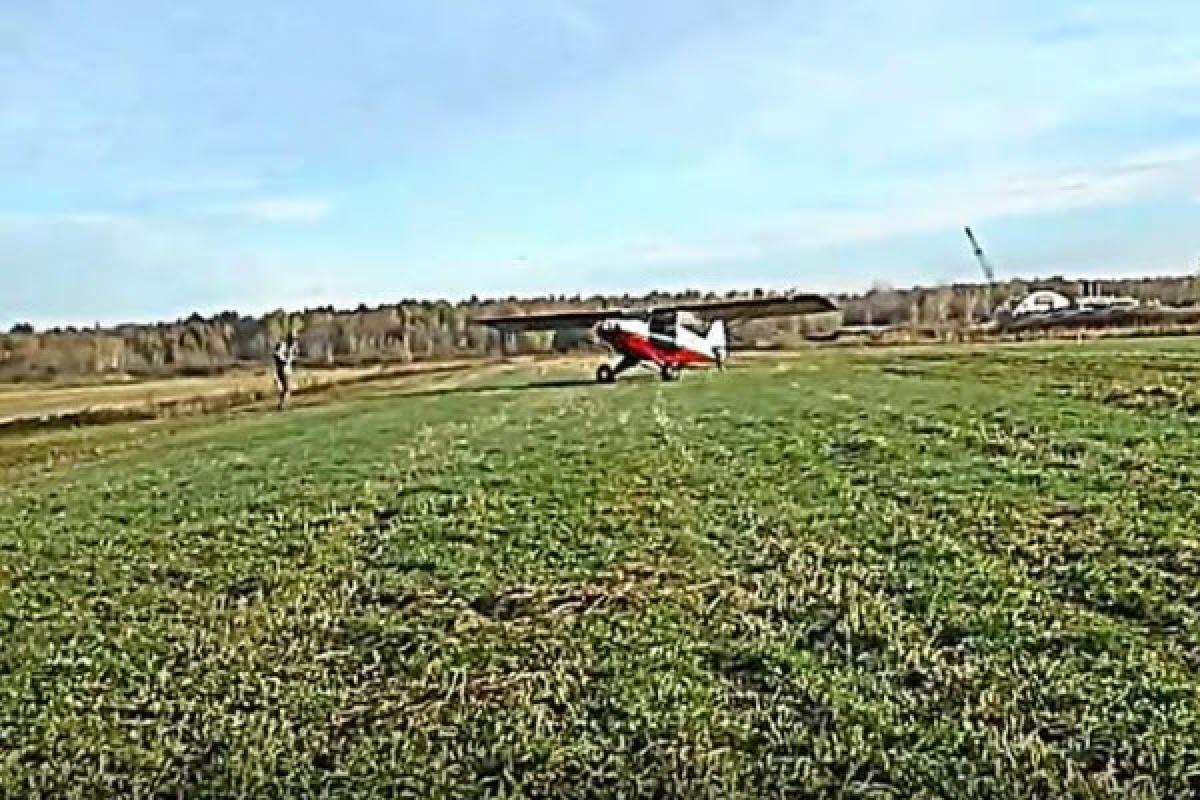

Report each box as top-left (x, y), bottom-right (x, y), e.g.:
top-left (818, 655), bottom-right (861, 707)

top-left (649, 311), bottom-right (707, 337)
top-left (649, 312), bottom-right (676, 337)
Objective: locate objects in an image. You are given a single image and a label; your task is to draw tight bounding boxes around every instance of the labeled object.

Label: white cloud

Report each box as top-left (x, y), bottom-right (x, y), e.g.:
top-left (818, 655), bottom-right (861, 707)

top-left (130, 175), bottom-right (262, 198)
top-left (6, 0), bottom-right (1200, 322)
top-left (2, 194), bottom-right (337, 228)
top-left (544, 142), bottom-right (1200, 274)
top-left (235, 196), bottom-right (333, 223)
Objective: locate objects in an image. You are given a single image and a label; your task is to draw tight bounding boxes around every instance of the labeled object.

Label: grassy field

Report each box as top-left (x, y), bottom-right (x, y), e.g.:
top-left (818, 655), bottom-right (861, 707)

top-left (0, 369), bottom-right (294, 423)
top-left (2, 340), bottom-right (1200, 797)
top-left (0, 359), bottom-right (490, 426)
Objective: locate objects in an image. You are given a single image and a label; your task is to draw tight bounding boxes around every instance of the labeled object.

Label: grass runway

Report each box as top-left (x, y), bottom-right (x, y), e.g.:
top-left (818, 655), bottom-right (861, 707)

top-left (2, 340), bottom-right (1200, 797)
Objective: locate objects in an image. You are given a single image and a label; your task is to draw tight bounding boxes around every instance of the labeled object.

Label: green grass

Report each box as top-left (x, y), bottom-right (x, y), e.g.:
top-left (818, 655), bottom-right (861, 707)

top-left (3, 341), bottom-right (1200, 797)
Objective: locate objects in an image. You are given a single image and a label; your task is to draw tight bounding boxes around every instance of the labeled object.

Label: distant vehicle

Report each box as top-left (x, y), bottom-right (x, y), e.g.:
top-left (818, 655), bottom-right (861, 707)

top-left (474, 293), bottom-right (837, 383)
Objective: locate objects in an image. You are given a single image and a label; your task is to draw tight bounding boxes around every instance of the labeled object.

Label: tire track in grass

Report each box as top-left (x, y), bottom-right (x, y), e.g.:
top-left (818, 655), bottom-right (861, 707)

top-left (319, 385), bottom-right (760, 796)
top-left (557, 363), bottom-right (1199, 797)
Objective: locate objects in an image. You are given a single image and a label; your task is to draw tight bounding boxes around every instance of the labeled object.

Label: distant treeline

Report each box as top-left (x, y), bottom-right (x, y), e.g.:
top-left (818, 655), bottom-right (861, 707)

top-left (4, 275), bottom-right (1199, 381)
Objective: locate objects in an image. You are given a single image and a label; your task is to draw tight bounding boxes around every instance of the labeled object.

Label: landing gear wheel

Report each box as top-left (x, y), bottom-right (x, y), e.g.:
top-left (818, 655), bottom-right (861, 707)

top-left (660, 364), bottom-right (677, 382)
top-left (596, 364), bottom-right (616, 384)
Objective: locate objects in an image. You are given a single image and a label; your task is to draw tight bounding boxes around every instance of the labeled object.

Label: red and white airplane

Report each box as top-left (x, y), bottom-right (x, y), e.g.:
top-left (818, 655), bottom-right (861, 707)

top-left (475, 293), bottom-right (838, 383)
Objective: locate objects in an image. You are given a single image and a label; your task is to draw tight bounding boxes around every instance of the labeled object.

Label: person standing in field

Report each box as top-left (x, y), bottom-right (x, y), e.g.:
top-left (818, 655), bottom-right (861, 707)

top-left (272, 333), bottom-right (299, 410)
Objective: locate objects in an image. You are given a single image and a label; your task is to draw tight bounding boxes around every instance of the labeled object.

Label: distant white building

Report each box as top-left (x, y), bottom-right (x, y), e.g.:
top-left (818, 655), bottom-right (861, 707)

top-left (1007, 290), bottom-right (1072, 317)
top-left (998, 286), bottom-right (1141, 319)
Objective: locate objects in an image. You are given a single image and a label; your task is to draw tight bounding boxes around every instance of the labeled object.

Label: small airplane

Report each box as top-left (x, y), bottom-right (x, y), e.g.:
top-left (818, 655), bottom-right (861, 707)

top-left (474, 292), bottom-right (838, 383)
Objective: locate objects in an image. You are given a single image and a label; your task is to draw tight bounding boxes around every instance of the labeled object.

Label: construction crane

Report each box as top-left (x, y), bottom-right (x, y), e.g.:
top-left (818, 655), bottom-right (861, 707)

top-left (964, 226), bottom-right (998, 322)
top-left (963, 226), bottom-right (995, 284)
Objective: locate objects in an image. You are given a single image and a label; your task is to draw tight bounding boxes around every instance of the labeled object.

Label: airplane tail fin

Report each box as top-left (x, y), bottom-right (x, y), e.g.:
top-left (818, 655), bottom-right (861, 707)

top-left (707, 319), bottom-right (728, 367)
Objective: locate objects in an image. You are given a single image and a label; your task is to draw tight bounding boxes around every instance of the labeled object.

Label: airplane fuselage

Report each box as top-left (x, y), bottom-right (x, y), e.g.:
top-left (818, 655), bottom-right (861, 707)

top-left (592, 312), bottom-right (727, 382)
top-left (596, 318), bottom-right (717, 369)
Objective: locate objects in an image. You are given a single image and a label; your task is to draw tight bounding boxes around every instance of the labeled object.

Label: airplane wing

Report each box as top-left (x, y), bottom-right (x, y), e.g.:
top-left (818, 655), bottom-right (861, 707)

top-left (472, 293), bottom-right (837, 331)
top-left (471, 308), bottom-right (644, 332)
top-left (668, 293), bottom-right (838, 320)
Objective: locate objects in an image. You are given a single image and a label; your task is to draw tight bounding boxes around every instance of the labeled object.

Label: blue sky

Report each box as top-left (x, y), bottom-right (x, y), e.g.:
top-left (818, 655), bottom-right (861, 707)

top-left (2, 0), bottom-right (1199, 327)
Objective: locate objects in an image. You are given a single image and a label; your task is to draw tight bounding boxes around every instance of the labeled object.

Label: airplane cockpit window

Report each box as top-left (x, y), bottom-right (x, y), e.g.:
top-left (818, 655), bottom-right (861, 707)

top-left (649, 312), bottom-right (676, 337)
